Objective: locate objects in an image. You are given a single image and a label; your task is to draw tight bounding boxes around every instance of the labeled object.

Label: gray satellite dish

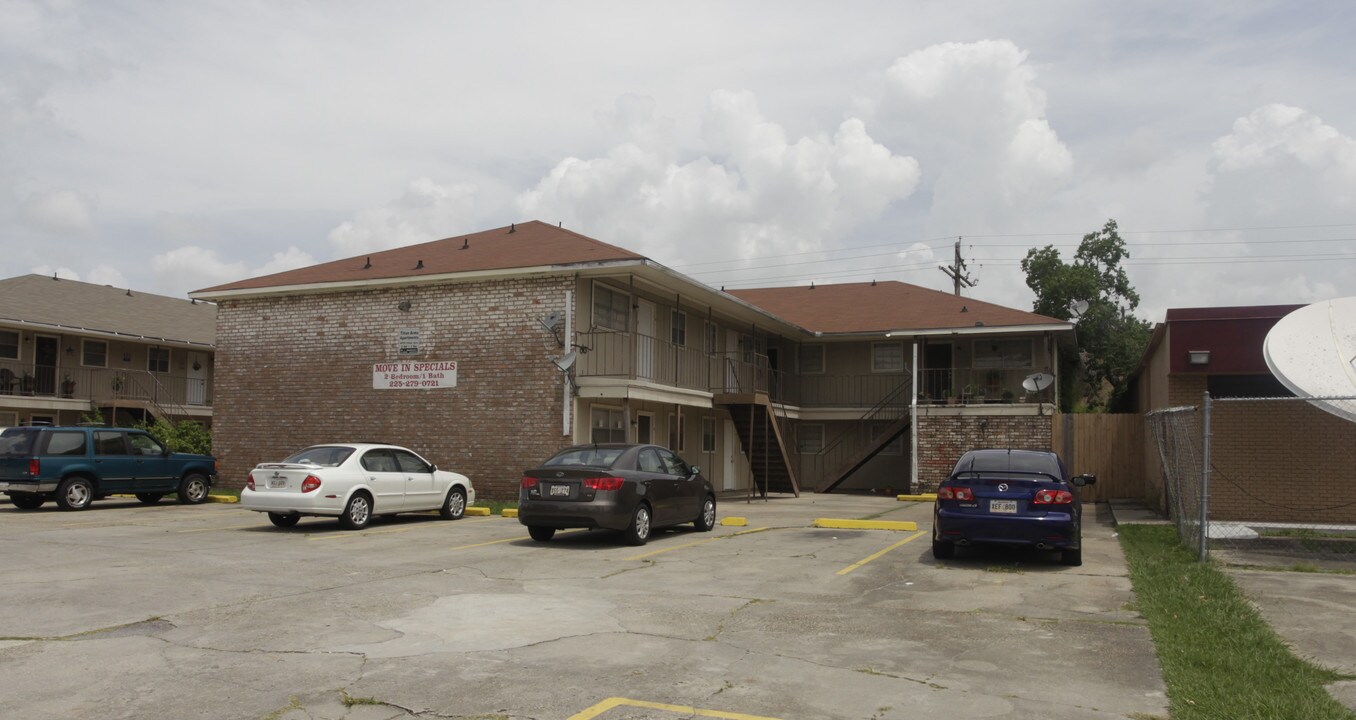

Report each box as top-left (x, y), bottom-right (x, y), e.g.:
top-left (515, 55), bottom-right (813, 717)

top-left (1070, 300), bottom-right (1089, 318)
top-left (1022, 372), bottom-right (1055, 393)
top-left (541, 312), bottom-right (561, 331)
top-left (552, 351), bottom-right (577, 372)
top-left (1263, 296), bottom-right (1356, 423)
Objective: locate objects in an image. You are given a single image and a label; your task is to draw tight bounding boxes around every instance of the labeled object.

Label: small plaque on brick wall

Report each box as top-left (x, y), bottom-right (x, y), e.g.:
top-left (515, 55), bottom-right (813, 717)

top-left (397, 328), bottom-right (420, 356)
top-left (373, 361), bottom-right (457, 389)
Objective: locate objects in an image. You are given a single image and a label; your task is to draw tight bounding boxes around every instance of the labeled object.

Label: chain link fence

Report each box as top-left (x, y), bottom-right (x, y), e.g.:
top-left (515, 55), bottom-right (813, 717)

top-left (1148, 394), bottom-right (1356, 567)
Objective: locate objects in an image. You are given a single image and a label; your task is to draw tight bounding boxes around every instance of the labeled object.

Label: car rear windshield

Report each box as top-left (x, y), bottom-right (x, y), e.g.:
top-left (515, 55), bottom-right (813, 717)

top-left (282, 446), bottom-right (355, 467)
top-left (542, 446), bottom-right (626, 468)
top-left (0, 428), bottom-right (39, 457)
top-left (958, 451), bottom-right (1060, 477)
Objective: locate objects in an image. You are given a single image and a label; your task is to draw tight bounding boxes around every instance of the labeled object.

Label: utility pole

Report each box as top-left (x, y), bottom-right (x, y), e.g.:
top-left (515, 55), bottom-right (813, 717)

top-left (938, 237), bottom-right (976, 295)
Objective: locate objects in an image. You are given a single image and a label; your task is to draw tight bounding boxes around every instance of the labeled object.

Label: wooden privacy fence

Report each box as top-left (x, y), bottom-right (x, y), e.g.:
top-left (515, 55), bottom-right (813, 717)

top-left (1052, 413), bottom-right (1146, 501)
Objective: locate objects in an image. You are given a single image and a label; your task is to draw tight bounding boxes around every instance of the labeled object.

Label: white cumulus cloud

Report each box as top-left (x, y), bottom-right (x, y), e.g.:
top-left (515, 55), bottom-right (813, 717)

top-left (871, 40), bottom-right (1073, 231)
top-left (20, 188), bottom-right (95, 234)
top-left (517, 91), bottom-right (920, 269)
top-left (152, 245), bottom-right (314, 298)
top-left (328, 179), bottom-right (479, 258)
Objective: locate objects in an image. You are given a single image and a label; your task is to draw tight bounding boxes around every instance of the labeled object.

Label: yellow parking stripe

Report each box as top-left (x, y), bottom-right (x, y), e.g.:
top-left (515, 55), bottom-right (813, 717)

top-left (625, 527), bottom-right (770, 561)
top-left (308, 516), bottom-right (496, 541)
top-left (177, 522), bottom-right (272, 533)
top-left (447, 527), bottom-right (585, 551)
top-left (570, 697), bottom-right (783, 720)
top-left (836, 530), bottom-right (927, 576)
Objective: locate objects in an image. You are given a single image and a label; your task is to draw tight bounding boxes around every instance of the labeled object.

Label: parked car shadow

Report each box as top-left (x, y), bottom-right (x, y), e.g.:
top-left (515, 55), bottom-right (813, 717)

top-left (914, 543), bottom-right (1079, 572)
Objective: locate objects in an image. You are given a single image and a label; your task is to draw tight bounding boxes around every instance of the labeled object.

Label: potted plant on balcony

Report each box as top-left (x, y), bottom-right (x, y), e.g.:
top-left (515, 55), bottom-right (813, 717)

top-left (110, 374), bottom-right (126, 395)
top-left (943, 389), bottom-right (957, 406)
top-left (60, 374), bottom-right (76, 398)
top-left (1001, 389), bottom-right (1015, 404)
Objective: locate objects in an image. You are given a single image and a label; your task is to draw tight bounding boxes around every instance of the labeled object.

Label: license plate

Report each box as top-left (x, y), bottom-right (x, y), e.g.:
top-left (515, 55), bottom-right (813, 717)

top-left (989, 499), bottom-right (1017, 514)
top-left (549, 484), bottom-right (571, 497)
top-left (268, 479), bottom-right (287, 489)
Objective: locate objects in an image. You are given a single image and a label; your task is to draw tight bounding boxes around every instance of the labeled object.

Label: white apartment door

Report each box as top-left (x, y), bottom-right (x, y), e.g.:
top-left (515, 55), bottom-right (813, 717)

top-left (636, 299), bottom-right (656, 380)
top-left (187, 352), bottom-right (207, 405)
top-left (723, 420), bottom-right (739, 491)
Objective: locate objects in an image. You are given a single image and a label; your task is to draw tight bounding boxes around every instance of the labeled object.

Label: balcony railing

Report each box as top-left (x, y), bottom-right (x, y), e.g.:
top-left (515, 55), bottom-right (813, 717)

top-left (916, 367), bottom-right (1049, 405)
top-left (0, 361), bottom-right (211, 409)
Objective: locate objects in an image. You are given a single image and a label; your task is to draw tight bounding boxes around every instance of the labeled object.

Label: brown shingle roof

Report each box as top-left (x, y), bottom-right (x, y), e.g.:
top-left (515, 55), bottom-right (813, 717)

top-left (0, 274), bottom-right (216, 345)
top-left (727, 281), bottom-right (1066, 334)
top-left (194, 221), bottom-right (644, 294)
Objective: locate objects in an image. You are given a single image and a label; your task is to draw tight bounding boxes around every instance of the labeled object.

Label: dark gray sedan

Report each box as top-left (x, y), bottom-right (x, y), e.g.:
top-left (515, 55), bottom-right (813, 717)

top-left (519, 443), bottom-right (717, 545)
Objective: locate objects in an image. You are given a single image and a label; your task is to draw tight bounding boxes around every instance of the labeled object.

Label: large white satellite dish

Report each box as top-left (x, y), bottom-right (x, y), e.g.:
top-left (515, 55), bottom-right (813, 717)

top-left (1263, 296), bottom-right (1356, 423)
top-left (1022, 372), bottom-right (1055, 393)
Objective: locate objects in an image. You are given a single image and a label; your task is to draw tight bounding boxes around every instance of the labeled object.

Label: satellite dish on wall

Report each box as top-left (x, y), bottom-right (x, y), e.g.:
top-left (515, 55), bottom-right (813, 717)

top-left (1263, 296), bottom-right (1356, 423)
top-left (1022, 372), bottom-right (1055, 393)
top-left (552, 351), bottom-right (577, 372)
top-left (541, 312), bottom-right (561, 331)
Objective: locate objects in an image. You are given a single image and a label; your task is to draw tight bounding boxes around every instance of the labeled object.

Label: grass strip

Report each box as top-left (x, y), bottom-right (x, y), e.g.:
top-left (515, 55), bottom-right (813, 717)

top-left (1119, 525), bottom-right (1354, 720)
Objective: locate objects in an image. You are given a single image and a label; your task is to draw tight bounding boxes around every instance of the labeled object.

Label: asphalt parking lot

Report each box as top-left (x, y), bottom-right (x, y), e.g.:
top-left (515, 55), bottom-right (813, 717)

top-left (0, 495), bottom-right (1166, 719)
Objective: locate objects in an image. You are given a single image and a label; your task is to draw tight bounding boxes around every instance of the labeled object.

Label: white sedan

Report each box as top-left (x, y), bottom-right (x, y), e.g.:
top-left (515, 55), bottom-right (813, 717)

top-left (241, 443), bottom-right (474, 530)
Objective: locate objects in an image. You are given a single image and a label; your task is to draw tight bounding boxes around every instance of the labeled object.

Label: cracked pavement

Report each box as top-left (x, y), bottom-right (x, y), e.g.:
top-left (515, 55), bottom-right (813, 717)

top-left (0, 496), bottom-right (1166, 719)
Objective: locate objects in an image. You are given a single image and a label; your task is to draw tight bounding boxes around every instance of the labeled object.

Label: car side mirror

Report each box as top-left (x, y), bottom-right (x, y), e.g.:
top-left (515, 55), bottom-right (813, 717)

top-left (1072, 474), bottom-right (1096, 486)
top-left (689, 465), bottom-right (701, 476)
top-left (429, 464), bottom-right (437, 473)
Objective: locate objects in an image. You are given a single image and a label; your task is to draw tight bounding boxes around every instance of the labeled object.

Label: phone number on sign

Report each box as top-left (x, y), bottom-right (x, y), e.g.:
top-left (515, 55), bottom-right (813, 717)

top-left (386, 379), bottom-right (443, 388)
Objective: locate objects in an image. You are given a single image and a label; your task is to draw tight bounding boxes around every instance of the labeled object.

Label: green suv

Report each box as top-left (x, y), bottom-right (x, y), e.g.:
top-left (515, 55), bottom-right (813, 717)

top-left (0, 426), bottom-right (217, 511)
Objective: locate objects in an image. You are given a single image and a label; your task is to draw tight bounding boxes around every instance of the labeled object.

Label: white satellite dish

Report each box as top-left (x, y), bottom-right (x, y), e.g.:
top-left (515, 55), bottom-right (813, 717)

top-left (1070, 300), bottom-right (1089, 318)
top-left (1022, 372), bottom-right (1055, 393)
top-left (540, 312), bottom-right (561, 331)
top-left (1263, 296), bottom-right (1356, 423)
top-left (552, 351), bottom-right (577, 372)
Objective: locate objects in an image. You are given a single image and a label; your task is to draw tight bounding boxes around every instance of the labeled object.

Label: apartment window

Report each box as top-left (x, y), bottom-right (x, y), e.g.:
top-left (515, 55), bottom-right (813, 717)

top-left (668, 411), bottom-right (685, 453)
top-left (798, 424), bottom-right (825, 454)
top-left (0, 330), bottom-right (17, 360)
top-left (704, 321), bottom-right (717, 355)
top-left (147, 347), bottom-right (170, 373)
top-left (671, 310), bottom-right (687, 346)
top-left (798, 344), bottom-right (825, 374)
top-left (870, 421), bottom-right (904, 455)
top-left (702, 417), bottom-right (716, 453)
top-left (872, 342), bottom-right (904, 373)
top-left (973, 338), bottom-right (1033, 369)
top-left (82, 340), bottom-right (108, 368)
top-left (592, 284), bottom-right (630, 331)
top-left (590, 407), bottom-right (626, 443)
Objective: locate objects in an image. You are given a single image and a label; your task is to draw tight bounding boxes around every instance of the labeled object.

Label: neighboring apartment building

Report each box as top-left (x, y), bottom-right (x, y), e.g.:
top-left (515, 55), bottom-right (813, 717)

top-left (1128, 304), bottom-right (1355, 523)
top-left (0, 274), bottom-right (217, 428)
top-left (192, 222), bottom-right (1072, 499)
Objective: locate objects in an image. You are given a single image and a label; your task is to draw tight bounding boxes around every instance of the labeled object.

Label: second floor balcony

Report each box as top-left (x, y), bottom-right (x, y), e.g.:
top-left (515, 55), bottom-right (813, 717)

top-left (0, 361), bottom-right (212, 410)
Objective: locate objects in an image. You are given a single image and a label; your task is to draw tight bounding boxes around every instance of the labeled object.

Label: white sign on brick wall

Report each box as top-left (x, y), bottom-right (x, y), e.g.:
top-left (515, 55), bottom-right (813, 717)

top-left (397, 328), bottom-right (420, 355)
top-left (373, 361), bottom-right (457, 389)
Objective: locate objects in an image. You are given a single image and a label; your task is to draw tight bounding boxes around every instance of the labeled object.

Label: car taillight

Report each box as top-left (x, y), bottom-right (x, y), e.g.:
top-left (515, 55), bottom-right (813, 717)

top-left (1033, 489), bottom-right (1073, 505)
top-left (245, 473), bottom-right (256, 491)
top-left (938, 486), bottom-right (973, 501)
top-left (301, 475), bottom-right (322, 493)
top-left (584, 477), bottom-right (625, 492)
top-left (28, 459), bottom-right (40, 476)
top-left (521, 476), bottom-right (539, 489)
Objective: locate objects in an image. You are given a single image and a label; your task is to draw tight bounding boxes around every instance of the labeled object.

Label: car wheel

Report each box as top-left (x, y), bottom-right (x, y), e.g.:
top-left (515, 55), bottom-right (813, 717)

top-left (932, 539), bottom-right (955, 560)
top-left (135, 493), bottom-right (164, 505)
top-left (177, 474), bottom-right (209, 504)
top-left (10, 493), bottom-right (44, 510)
top-left (623, 503), bottom-right (652, 546)
top-left (339, 493), bottom-right (372, 530)
top-left (528, 525), bottom-right (555, 542)
top-left (56, 477), bottom-right (94, 511)
top-left (694, 495), bottom-right (716, 532)
top-left (1061, 546), bottom-right (1082, 566)
top-left (439, 487), bottom-right (467, 520)
top-left (268, 512), bottom-right (301, 528)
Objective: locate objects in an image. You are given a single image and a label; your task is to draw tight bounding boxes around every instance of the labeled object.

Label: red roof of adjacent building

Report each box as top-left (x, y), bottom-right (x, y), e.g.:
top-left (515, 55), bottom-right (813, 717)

top-left (727, 281), bottom-right (1065, 334)
top-left (1164, 304), bottom-right (1306, 374)
top-left (194, 221), bottom-right (644, 294)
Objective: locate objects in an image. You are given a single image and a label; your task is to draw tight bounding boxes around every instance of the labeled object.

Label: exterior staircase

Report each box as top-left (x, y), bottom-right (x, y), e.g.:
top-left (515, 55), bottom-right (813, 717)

top-left (726, 402), bottom-right (800, 497)
top-left (814, 379), bottom-right (914, 493)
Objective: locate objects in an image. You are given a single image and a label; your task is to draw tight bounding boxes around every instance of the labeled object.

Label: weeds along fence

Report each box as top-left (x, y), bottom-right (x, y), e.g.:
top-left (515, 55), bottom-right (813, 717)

top-left (1147, 394), bottom-right (1356, 566)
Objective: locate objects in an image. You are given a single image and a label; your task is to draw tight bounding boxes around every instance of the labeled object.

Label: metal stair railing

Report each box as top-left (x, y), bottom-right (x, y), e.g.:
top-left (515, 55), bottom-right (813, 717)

top-left (813, 378), bottom-right (914, 486)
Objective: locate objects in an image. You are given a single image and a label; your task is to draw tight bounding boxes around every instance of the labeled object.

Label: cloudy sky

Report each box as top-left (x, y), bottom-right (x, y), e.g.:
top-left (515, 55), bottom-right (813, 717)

top-left (3, 1), bottom-right (1354, 320)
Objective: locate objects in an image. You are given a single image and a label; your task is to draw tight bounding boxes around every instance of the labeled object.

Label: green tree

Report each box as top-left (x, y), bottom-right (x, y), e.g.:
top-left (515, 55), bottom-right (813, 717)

top-left (135, 418), bottom-right (213, 455)
top-left (1022, 219), bottom-right (1152, 411)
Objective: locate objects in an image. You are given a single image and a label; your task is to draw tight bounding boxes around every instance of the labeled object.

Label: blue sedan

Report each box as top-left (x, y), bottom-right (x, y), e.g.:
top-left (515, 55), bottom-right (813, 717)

top-left (932, 449), bottom-right (1096, 566)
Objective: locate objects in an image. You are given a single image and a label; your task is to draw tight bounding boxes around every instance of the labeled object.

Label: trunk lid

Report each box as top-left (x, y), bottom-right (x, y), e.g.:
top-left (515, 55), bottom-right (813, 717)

top-left (522, 467), bottom-right (609, 502)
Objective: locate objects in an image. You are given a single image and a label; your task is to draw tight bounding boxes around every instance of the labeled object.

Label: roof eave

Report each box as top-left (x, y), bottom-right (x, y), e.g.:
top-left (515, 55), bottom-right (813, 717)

top-left (190, 258), bottom-right (649, 301)
top-left (882, 323), bottom-right (1074, 338)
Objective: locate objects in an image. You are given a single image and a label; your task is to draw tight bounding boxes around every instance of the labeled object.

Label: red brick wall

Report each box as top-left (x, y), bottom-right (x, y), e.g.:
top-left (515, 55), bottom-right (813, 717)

top-left (212, 276), bottom-right (575, 500)
top-left (915, 415), bottom-right (1053, 490)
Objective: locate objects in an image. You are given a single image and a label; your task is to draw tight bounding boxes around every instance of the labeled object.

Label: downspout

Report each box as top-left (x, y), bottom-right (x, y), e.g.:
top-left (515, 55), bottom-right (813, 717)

top-left (563, 288), bottom-right (573, 438)
top-left (911, 341), bottom-right (919, 493)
